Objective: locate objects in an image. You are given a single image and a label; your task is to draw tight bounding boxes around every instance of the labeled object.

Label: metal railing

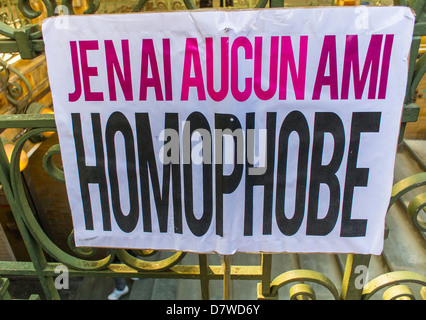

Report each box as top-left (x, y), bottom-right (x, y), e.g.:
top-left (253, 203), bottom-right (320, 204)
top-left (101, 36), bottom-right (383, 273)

top-left (0, 0), bottom-right (424, 300)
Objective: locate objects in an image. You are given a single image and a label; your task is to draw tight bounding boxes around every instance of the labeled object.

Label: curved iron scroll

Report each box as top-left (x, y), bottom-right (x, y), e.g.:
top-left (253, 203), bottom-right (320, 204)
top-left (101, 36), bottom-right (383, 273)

top-left (389, 172), bottom-right (426, 233)
top-left (362, 271), bottom-right (426, 300)
top-left (0, 59), bottom-right (32, 113)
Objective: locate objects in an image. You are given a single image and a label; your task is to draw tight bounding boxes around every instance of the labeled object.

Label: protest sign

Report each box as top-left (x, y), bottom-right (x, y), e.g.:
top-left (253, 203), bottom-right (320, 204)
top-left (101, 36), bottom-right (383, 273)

top-left (43, 7), bottom-right (414, 254)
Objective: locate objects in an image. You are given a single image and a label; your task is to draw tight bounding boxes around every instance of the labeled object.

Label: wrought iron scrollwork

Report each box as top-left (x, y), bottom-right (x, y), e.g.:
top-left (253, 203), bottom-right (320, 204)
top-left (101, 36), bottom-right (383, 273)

top-left (18, 0), bottom-right (57, 19)
top-left (2, 127), bottom-right (115, 271)
top-left (0, 121), bottom-right (188, 273)
top-left (259, 269), bottom-right (340, 300)
top-left (67, 230), bottom-right (98, 258)
top-left (42, 143), bottom-right (64, 183)
top-left (389, 172), bottom-right (426, 232)
top-left (115, 249), bottom-right (187, 272)
top-left (83, 0), bottom-right (101, 14)
top-left (407, 192), bottom-right (426, 232)
top-left (0, 58), bottom-right (32, 112)
top-left (289, 283), bottom-right (316, 300)
top-left (0, 0), bottom-right (424, 301)
top-left (362, 271), bottom-right (426, 300)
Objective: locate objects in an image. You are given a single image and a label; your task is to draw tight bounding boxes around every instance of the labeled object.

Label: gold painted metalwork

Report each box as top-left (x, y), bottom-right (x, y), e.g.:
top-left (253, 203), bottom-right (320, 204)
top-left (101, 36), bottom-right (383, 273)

top-left (362, 271), bottom-right (426, 300)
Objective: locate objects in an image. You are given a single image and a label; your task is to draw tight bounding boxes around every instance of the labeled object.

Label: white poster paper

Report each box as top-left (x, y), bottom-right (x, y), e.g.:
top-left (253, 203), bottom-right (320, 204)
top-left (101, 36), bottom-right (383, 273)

top-left (42, 7), bottom-right (414, 254)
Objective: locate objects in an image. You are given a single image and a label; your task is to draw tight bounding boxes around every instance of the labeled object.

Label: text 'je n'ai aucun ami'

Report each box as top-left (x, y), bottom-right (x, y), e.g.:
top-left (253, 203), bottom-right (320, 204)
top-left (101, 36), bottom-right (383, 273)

top-left (67, 34), bottom-right (393, 102)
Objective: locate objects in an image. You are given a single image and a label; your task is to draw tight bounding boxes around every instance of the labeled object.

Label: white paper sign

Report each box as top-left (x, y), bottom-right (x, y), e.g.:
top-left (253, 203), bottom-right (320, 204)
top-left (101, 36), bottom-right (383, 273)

top-left (42, 7), bottom-right (414, 255)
